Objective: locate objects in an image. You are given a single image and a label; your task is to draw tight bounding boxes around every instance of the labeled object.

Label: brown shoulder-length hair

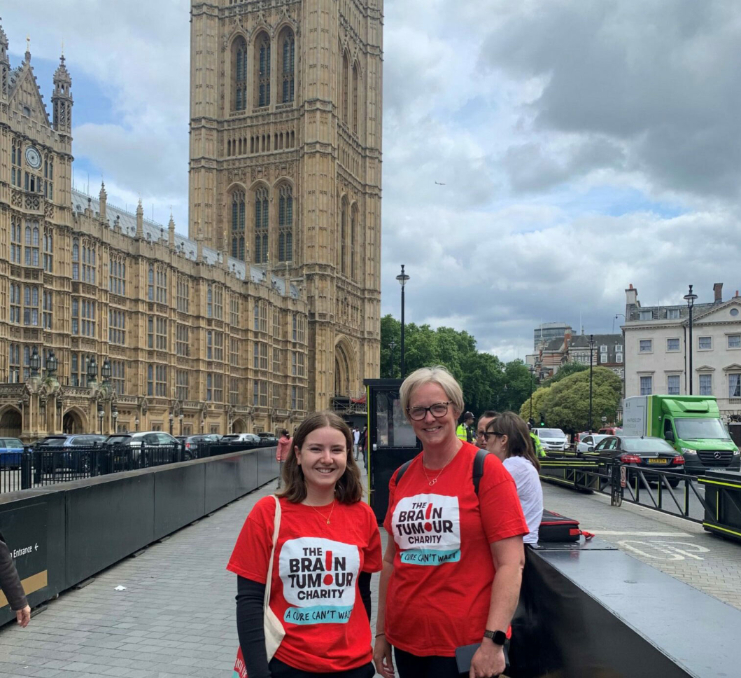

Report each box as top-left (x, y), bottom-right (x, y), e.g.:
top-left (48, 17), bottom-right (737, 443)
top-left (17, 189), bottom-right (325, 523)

top-left (277, 411), bottom-right (364, 504)
top-left (487, 411), bottom-right (541, 471)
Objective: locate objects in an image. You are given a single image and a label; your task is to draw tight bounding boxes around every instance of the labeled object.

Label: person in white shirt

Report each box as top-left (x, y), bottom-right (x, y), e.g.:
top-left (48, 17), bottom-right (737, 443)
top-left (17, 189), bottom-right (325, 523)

top-left (483, 412), bottom-right (543, 544)
top-left (353, 426), bottom-right (361, 459)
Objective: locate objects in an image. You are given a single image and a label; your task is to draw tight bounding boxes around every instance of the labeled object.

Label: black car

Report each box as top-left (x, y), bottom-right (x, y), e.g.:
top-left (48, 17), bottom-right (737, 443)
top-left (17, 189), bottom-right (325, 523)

top-left (592, 435), bottom-right (686, 488)
top-left (178, 434), bottom-right (221, 459)
top-left (33, 434), bottom-right (108, 472)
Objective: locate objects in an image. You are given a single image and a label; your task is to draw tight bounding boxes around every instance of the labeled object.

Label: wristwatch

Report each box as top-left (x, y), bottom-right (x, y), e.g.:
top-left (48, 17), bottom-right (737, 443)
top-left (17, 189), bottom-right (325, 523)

top-left (484, 629), bottom-right (507, 646)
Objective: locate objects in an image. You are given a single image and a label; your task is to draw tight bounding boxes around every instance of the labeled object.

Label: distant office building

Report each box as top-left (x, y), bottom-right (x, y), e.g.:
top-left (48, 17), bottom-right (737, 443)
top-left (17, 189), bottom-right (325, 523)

top-left (534, 322), bottom-right (573, 350)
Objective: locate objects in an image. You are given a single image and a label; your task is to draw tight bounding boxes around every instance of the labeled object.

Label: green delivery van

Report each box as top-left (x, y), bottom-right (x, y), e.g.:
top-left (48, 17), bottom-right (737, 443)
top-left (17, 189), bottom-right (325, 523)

top-left (622, 396), bottom-right (740, 474)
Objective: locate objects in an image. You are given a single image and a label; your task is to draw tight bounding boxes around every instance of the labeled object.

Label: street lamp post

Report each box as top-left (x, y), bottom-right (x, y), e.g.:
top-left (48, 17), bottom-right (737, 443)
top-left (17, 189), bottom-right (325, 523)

top-left (388, 341), bottom-right (396, 378)
top-left (528, 366), bottom-right (535, 422)
top-left (87, 356), bottom-right (98, 386)
top-left (112, 404), bottom-right (118, 434)
top-left (684, 285), bottom-right (698, 395)
top-left (29, 347), bottom-right (41, 378)
top-left (101, 358), bottom-right (111, 385)
top-left (588, 334), bottom-right (596, 432)
top-left (169, 412), bottom-right (174, 436)
top-left (134, 417), bottom-right (140, 432)
top-left (396, 265), bottom-right (410, 378)
top-left (98, 405), bottom-right (104, 435)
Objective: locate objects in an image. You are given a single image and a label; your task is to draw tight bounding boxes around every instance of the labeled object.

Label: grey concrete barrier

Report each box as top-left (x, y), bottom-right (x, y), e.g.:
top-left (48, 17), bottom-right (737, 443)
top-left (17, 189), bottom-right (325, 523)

top-left (0, 446), bottom-right (278, 627)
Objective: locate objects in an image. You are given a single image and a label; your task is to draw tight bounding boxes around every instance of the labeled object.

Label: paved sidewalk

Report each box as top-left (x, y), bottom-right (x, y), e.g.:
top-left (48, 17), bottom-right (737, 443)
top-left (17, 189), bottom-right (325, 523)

top-left (0, 480), bottom-right (281, 677)
top-left (542, 482), bottom-right (741, 611)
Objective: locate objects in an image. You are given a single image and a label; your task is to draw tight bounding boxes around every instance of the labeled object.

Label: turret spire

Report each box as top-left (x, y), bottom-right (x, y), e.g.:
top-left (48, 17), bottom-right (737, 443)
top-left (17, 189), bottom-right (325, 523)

top-left (52, 52), bottom-right (73, 134)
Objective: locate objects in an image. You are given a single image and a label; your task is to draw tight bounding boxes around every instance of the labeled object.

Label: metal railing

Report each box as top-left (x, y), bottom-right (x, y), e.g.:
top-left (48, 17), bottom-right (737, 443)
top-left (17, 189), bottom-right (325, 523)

top-left (1, 439), bottom-right (271, 494)
top-left (540, 456), bottom-right (710, 524)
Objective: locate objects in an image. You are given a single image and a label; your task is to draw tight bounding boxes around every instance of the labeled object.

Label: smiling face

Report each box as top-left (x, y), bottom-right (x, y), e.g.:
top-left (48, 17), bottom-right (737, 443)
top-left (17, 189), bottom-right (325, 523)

top-left (408, 382), bottom-right (460, 449)
top-left (295, 426), bottom-right (348, 496)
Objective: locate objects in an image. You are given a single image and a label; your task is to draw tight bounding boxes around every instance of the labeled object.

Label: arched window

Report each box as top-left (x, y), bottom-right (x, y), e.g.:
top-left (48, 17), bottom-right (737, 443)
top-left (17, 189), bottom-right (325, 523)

top-left (72, 238), bottom-right (79, 280)
top-left (341, 51), bottom-right (349, 124)
top-left (352, 62), bottom-right (359, 134)
top-left (340, 198), bottom-right (348, 276)
top-left (350, 204), bottom-right (358, 280)
top-left (232, 37), bottom-right (248, 112)
top-left (278, 184), bottom-right (293, 263)
top-left (231, 190), bottom-right (246, 260)
top-left (280, 29), bottom-right (295, 103)
top-left (254, 186), bottom-right (269, 263)
top-left (148, 266), bottom-right (154, 301)
top-left (256, 34), bottom-right (271, 108)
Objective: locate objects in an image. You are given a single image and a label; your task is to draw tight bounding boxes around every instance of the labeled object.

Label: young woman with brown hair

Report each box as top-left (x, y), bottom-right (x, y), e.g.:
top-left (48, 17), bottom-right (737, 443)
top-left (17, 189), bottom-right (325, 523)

top-left (228, 412), bottom-right (382, 678)
top-left (484, 412), bottom-right (544, 545)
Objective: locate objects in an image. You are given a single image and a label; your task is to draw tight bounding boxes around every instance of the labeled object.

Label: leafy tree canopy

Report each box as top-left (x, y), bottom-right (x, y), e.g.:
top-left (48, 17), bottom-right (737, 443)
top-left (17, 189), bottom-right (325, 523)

top-left (380, 315), bottom-right (533, 417)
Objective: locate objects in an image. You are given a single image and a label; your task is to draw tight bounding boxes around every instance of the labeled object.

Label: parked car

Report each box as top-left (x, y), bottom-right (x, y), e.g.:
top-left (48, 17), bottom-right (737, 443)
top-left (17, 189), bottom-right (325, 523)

top-left (105, 432), bottom-right (180, 463)
top-left (577, 434), bottom-right (610, 454)
top-left (593, 435), bottom-right (685, 488)
top-left (257, 432), bottom-right (279, 446)
top-left (179, 434), bottom-right (222, 459)
top-left (221, 433), bottom-right (261, 445)
top-left (532, 428), bottom-right (569, 452)
top-left (35, 434), bottom-right (108, 448)
top-left (0, 437), bottom-right (24, 468)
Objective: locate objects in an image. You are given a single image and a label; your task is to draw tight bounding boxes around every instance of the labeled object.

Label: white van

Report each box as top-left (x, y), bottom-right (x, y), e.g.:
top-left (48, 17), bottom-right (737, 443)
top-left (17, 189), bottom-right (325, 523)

top-left (533, 428), bottom-right (568, 451)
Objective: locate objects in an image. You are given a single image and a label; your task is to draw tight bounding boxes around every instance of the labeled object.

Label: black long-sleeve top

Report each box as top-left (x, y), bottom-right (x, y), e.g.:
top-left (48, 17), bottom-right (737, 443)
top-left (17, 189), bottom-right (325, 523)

top-left (0, 537), bottom-right (28, 611)
top-left (236, 573), bottom-right (373, 678)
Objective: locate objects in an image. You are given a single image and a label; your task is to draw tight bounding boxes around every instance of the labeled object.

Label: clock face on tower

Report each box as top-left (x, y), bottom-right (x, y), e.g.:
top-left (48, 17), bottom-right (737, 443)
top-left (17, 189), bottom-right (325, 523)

top-left (25, 146), bottom-right (42, 170)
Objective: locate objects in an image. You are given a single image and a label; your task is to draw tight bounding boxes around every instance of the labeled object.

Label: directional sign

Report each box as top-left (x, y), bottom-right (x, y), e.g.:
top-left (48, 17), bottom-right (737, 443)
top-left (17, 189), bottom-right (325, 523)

top-left (0, 503), bottom-right (48, 608)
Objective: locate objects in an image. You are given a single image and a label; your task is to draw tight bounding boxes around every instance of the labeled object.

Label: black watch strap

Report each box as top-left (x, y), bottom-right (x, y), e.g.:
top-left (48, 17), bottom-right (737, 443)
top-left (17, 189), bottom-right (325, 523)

top-left (484, 629), bottom-right (507, 646)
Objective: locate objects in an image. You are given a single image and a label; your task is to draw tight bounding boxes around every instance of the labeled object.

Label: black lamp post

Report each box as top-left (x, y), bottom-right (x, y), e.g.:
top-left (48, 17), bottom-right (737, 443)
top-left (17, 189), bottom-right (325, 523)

top-left (112, 404), bottom-right (118, 433)
top-left (29, 347), bottom-right (41, 378)
top-left (396, 265), bottom-right (410, 378)
top-left (588, 334), bottom-right (596, 432)
top-left (388, 341), bottom-right (396, 378)
top-left (87, 356), bottom-right (98, 385)
top-left (528, 366), bottom-right (535, 422)
top-left (684, 285), bottom-right (698, 395)
top-left (101, 358), bottom-right (111, 384)
top-left (46, 349), bottom-right (58, 378)
top-left (169, 412), bottom-right (174, 436)
top-left (396, 264), bottom-right (409, 379)
top-left (97, 404), bottom-right (104, 435)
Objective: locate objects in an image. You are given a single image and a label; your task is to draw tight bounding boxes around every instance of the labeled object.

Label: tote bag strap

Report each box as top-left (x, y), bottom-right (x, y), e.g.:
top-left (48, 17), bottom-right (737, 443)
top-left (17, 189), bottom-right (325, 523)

top-left (263, 495), bottom-right (281, 609)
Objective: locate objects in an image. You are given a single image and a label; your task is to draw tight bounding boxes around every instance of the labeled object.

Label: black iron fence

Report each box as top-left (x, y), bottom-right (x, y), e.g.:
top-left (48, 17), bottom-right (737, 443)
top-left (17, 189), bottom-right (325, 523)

top-left (540, 456), bottom-right (710, 523)
top-left (0, 439), bottom-right (269, 494)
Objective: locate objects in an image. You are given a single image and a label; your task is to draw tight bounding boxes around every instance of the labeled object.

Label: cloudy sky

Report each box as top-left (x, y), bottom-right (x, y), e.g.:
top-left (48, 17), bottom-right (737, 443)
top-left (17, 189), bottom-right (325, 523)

top-left (5, 0), bottom-right (741, 361)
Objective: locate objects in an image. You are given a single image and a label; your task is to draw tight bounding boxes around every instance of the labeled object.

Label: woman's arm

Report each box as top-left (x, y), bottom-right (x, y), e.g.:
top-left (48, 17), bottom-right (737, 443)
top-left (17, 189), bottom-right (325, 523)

top-left (0, 539), bottom-right (28, 615)
top-left (469, 536), bottom-right (525, 678)
top-left (358, 571), bottom-right (372, 620)
top-left (236, 576), bottom-right (272, 678)
top-left (373, 538), bottom-right (396, 678)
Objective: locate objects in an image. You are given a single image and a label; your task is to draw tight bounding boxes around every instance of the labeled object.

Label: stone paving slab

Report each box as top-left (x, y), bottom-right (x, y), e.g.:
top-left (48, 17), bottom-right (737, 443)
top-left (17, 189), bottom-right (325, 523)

top-left (542, 482), bottom-right (741, 611)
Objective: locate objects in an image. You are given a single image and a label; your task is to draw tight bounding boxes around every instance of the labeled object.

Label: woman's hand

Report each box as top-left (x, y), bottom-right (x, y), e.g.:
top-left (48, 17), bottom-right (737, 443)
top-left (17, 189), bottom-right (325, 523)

top-left (373, 635), bottom-right (395, 678)
top-left (15, 605), bottom-right (31, 628)
top-left (469, 639), bottom-right (505, 678)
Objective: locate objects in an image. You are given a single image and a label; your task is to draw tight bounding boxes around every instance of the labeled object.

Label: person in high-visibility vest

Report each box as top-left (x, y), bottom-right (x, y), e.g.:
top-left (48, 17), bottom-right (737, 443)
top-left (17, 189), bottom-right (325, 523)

top-left (528, 422), bottom-right (546, 458)
top-left (456, 411), bottom-right (475, 443)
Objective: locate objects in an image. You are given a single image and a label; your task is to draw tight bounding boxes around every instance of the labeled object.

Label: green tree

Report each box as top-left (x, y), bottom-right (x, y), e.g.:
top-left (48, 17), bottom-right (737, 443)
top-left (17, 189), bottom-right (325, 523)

top-left (379, 314), bottom-right (524, 416)
top-left (519, 385), bottom-right (550, 424)
top-left (539, 367), bottom-right (622, 433)
top-left (541, 362), bottom-right (587, 388)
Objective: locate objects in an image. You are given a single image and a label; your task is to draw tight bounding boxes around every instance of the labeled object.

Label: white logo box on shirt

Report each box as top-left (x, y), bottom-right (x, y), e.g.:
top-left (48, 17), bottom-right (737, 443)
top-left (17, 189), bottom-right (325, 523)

top-left (391, 494), bottom-right (461, 566)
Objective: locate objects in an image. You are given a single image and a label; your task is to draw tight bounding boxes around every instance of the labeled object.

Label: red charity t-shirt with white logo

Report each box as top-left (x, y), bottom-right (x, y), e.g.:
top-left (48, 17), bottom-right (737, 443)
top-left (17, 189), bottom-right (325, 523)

top-left (228, 496), bottom-right (383, 672)
top-left (383, 442), bottom-right (528, 657)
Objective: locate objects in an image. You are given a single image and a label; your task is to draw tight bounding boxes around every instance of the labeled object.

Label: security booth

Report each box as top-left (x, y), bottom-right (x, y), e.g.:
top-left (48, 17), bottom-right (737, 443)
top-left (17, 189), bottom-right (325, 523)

top-left (365, 379), bottom-right (421, 523)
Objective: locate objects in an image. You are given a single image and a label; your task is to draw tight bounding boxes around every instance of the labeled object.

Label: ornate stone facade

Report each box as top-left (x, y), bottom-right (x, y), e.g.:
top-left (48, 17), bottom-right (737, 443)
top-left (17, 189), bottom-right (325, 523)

top-left (189, 0), bottom-right (383, 411)
top-left (0, 24), bottom-right (313, 441)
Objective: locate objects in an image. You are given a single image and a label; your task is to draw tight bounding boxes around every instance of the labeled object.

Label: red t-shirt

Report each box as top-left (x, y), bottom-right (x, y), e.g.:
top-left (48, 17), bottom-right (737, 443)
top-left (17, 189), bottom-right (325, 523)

top-left (228, 496), bottom-right (383, 672)
top-left (383, 442), bottom-right (528, 657)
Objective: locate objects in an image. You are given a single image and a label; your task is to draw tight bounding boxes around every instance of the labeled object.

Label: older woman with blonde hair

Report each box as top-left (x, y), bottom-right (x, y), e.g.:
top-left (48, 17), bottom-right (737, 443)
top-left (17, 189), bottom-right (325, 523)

top-left (374, 367), bottom-right (528, 678)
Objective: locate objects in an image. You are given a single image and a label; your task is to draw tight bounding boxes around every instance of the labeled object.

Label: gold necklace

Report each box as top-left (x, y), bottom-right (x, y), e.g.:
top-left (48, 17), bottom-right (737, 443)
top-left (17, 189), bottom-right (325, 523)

top-left (307, 500), bottom-right (336, 525)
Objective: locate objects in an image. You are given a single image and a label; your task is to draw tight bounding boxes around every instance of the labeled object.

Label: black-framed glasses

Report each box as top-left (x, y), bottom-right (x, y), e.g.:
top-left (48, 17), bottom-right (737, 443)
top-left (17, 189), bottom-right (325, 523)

top-left (482, 431), bottom-right (504, 441)
top-left (408, 401), bottom-right (452, 421)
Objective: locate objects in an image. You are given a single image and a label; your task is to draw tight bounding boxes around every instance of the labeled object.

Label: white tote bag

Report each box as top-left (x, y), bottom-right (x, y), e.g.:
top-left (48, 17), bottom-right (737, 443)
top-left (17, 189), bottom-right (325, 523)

top-left (233, 495), bottom-right (286, 678)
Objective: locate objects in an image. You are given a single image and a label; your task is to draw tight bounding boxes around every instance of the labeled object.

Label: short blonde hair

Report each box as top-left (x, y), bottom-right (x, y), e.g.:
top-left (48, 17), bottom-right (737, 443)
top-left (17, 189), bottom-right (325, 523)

top-left (400, 366), bottom-right (465, 422)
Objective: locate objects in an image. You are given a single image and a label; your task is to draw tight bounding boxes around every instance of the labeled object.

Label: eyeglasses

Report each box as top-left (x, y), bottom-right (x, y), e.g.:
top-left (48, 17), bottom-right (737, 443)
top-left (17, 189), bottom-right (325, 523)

top-left (408, 401), bottom-right (452, 421)
top-left (482, 431), bottom-right (504, 441)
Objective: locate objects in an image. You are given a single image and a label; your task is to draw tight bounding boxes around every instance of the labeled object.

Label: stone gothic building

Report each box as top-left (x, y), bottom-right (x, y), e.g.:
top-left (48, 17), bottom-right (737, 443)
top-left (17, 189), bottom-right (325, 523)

top-left (0, 2), bottom-right (382, 441)
top-left (189, 0), bottom-right (383, 411)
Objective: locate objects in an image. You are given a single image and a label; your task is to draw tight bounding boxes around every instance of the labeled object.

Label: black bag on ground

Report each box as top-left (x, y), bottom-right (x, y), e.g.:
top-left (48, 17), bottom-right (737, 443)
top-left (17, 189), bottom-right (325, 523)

top-left (538, 509), bottom-right (582, 543)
